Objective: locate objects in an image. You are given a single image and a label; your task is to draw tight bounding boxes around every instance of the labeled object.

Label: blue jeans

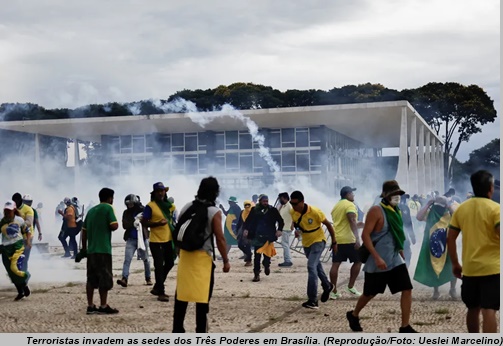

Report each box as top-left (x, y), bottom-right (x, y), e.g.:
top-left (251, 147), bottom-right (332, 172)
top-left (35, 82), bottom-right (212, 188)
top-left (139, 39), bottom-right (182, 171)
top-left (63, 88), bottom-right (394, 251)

top-left (304, 241), bottom-right (331, 302)
top-left (121, 238), bottom-right (151, 280)
top-left (281, 230), bottom-right (293, 263)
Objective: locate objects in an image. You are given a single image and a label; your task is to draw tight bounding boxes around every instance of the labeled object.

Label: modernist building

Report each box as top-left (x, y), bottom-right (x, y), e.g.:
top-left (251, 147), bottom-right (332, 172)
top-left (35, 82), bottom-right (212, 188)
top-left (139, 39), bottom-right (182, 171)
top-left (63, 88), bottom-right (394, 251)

top-left (0, 101), bottom-right (444, 195)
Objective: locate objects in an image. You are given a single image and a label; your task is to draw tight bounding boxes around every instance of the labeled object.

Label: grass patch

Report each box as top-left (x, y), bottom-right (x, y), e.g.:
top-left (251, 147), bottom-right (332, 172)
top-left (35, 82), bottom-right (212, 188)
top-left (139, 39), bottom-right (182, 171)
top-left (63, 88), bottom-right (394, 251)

top-left (414, 321), bottom-right (436, 326)
top-left (434, 308), bottom-right (450, 315)
top-left (64, 282), bottom-right (78, 288)
top-left (32, 288), bottom-right (50, 294)
top-left (269, 316), bottom-right (279, 321)
top-left (284, 295), bottom-right (304, 301)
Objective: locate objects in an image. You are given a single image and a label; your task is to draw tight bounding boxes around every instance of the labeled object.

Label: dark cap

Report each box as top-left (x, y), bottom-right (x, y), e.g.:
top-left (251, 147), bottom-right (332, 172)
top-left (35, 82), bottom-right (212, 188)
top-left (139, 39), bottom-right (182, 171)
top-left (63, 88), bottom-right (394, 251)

top-left (152, 182), bottom-right (169, 193)
top-left (340, 186), bottom-right (356, 198)
top-left (380, 180), bottom-right (405, 198)
top-left (444, 188), bottom-right (456, 197)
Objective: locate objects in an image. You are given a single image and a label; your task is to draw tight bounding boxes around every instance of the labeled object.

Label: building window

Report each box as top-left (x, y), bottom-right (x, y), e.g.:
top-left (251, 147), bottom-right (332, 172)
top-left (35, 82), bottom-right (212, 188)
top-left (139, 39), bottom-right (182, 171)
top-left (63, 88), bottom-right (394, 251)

top-left (110, 136), bottom-right (120, 154)
top-left (185, 133), bottom-right (198, 152)
top-left (296, 128), bottom-right (309, 148)
top-left (282, 151), bottom-right (295, 170)
top-left (310, 127), bottom-right (322, 146)
top-left (296, 150), bottom-right (309, 172)
top-left (120, 136), bottom-right (132, 154)
top-left (215, 133), bottom-right (224, 150)
top-left (185, 155), bottom-right (198, 174)
top-left (215, 155), bottom-right (225, 173)
top-left (159, 135), bottom-right (171, 152)
top-left (281, 128), bottom-right (295, 148)
top-left (198, 132), bottom-right (207, 151)
top-left (145, 135), bottom-right (154, 153)
top-left (120, 158), bottom-right (132, 174)
top-left (239, 132), bottom-right (252, 149)
top-left (132, 135), bottom-right (145, 154)
top-left (269, 130), bottom-right (281, 148)
top-left (240, 154), bottom-right (253, 173)
top-left (225, 131), bottom-right (238, 150)
top-left (172, 133), bottom-right (184, 152)
top-left (226, 153), bottom-right (239, 173)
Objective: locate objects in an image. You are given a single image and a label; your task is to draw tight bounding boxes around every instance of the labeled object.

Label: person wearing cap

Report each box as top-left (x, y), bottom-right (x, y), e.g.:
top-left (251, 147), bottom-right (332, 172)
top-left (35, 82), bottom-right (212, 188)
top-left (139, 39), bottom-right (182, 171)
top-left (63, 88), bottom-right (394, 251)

top-left (243, 194), bottom-right (284, 282)
top-left (218, 196), bottom-right (242, 257)
top-left (447, 170), bottom-right (500, 333)
top-left (0, 200), bottom-right (32, 301)
top-left (289, 191), bottom-right (336, 310)
top-left (346, 180), bottom-right (417, 333)
top-left (142, 182), bottom-right (176, 302)
top-left (414, 195), bottom-right (457, 300)
top-left (408, 194), bottom-right (422, 234)
top-left (22, 195), bottom-right (42, 243)
top-left (251, 194), bottom-right (259, 207)
top-left (277, 192), bottom-right (294, 267)
top-left (57, 197), bottom-right (72, 258)
top-left (63, 196), bottom-right (79, 259)
top-left (12, 193), bottom-right (34, 272)
top-left (77, 187), bottom-right (119, 314)
top-left (329, 186), bottom-right (364, 299)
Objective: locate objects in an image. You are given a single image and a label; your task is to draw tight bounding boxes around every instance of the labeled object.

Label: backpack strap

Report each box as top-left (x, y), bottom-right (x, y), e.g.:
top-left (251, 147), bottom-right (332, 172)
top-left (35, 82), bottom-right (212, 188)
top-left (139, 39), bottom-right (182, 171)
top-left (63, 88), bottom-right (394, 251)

top-left (293, 204), bottom-right (308, 231)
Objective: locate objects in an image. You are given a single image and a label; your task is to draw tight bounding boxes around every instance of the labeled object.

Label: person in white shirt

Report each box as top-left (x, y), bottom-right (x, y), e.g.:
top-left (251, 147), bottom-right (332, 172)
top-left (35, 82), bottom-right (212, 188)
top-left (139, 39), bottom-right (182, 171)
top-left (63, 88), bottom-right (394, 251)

top-left (277, 192), bottom-right (294, 267)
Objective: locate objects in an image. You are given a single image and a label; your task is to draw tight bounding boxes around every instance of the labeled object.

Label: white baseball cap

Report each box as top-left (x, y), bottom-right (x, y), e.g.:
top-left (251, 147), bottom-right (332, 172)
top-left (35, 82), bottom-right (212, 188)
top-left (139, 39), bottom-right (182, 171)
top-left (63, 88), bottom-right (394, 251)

top-left (22, 194), bottom-right (33, 201)
top-left (4, 200), bottom-right (16, 210)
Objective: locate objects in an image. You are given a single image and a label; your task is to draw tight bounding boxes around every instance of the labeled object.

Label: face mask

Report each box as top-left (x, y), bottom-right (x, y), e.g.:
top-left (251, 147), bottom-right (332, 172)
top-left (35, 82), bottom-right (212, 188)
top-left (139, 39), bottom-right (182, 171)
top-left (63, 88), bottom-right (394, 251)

top-left (389, 195), bottom-right (400, 206)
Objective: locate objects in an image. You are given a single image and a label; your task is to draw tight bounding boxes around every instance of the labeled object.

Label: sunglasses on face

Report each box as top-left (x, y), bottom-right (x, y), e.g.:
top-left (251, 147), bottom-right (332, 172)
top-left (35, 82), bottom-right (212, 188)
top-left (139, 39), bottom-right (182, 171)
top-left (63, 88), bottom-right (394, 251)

top-left (290, 201), bottom-right (300, 206)
top-left (244, 204), bottom-right (251, 207)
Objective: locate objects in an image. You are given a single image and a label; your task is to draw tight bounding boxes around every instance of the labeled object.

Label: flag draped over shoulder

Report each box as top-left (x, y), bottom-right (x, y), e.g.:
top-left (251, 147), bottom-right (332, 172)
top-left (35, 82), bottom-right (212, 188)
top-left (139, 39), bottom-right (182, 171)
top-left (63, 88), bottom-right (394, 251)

top-left (413, 205), bottom-right (455, 287)
top-left (224, 206), bottom-right (239, 246)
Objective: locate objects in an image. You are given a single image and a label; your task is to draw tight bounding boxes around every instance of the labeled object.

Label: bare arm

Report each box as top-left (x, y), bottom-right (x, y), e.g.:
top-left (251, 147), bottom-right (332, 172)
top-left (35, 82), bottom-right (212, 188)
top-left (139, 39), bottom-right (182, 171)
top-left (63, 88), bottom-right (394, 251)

top-left (361, 206), bottom-right (386, 270)
top-left (416, 200), bottom-right (433, 221)
top-left (109, 222), bottom-right (119, 232)
top-left (322, 219), bottom-right (337, 251)
top-left (346, 212), bottom-right (360, 246)
top-left (447, 227), bottom-right (461, 278)
top-left (212, 211), bottom-right (230, 272)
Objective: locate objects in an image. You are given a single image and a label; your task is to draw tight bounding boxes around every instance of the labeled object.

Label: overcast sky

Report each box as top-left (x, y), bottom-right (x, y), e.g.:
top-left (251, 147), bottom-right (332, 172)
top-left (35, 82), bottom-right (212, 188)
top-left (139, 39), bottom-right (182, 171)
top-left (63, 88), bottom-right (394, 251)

top-left (0, 0), bottom-right (499, 161)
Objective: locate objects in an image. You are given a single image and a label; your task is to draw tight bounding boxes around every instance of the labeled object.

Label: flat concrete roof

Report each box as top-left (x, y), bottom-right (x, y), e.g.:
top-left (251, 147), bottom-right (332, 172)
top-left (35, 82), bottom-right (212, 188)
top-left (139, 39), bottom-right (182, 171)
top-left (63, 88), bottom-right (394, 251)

top-left (0, 101), bottom-right (442, 148)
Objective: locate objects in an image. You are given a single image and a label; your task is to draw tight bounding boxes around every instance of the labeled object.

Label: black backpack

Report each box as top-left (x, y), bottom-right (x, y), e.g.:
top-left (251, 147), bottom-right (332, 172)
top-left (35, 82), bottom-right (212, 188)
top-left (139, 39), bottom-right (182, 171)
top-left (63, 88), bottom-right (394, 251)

top-left (173, 200), bottom-right (211, 251)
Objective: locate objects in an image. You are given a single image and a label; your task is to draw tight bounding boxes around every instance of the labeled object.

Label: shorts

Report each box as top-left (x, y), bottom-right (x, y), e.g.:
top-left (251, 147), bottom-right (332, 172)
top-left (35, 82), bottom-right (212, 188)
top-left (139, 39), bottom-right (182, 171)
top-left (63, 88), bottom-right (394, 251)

top-left (332, 243), bottom-right (360, 263)
top-left (87, 253), bottom-right (113, 291)
top-left (363, 264), bottom-right (413, 296)
top-left (461, 274), bottom-right (500, 310)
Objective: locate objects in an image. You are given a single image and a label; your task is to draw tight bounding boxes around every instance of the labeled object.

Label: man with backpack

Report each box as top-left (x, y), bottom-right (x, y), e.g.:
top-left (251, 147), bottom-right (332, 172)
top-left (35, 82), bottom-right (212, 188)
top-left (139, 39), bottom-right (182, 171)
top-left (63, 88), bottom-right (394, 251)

top-left (142, 182), bottom-right (176, 302)
top-left (172, 176), bottom-right (230, 333)
top-left (243, 194), bottom-right (284, 282)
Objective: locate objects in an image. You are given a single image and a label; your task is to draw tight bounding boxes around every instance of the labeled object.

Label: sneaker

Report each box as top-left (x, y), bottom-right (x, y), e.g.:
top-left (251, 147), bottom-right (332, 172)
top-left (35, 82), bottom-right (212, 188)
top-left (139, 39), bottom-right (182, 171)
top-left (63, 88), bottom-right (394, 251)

top-left (61, 253), bottom-right (71, 258)
top-left (98, 305), bottom-right (119, 314)
top-left (264, 266), bottom-right (270, 276)
top-left (157, 294), bottom-right (170, 302)
top-left (239, 255), bottom-right (246, 260)
top-left (252, 274), bottom-right (260, 282)
top-left (321, 283), bottom-right (334, 303)
top-left (449, 288), bottom-right (458, 300)
top-left (330, 291), bottom-right (342, 300)
top-left (278, 262), bottom-right (293, 267)
top-left (117, 278), bottom-right (128, 288)
top-left (23, 285), bottom-right (31, 298)
top-left (150, 288), bottom-right (161, 296)
top-left (432, 290), bottom-right (440, 300)
top-left (346, 286), bottom-right (362, 297)
top-left (244, 261), bottom-right (252, 267)
top-left (346, 310), bottom-right (363, 332)
top-left (302, 300), bottom-right (319, 309)
top-left (86, 305), bottom-right (99, 315)
top-left (399, 325), bottom-right (418, 333)
top-left (14, 293), bottom-right (24, 301)
top-left (145, 278), bottom-right (153, 286)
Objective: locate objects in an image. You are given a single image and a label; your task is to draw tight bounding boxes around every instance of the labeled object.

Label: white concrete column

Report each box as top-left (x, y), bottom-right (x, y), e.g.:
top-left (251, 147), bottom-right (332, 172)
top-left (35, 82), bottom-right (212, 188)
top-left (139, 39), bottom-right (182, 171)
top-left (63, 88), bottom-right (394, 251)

top-left (424, 131), bottom-right (431, 194)
top-left (437, 142), bottom-right (444, 192)
top-left (74, 139), bottom-right (80, 194)
top-left (439, 143), bottom-right (445, 192)
top-left (408, 117), bottom-right (418, 195)
top-left (35, 133), bottom-right (41, 183)
top-left (417, 125), bottom-right (426, 195)
top-left (430, 135), bottom-right (437, 193)
top-left (395, 107), bottom-right (409, 191)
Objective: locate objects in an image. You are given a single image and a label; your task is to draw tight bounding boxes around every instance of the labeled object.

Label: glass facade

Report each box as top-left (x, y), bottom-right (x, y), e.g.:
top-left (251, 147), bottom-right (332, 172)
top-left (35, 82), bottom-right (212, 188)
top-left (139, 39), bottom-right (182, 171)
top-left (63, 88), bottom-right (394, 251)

top-left (102, 126), bottom-right (375, 190)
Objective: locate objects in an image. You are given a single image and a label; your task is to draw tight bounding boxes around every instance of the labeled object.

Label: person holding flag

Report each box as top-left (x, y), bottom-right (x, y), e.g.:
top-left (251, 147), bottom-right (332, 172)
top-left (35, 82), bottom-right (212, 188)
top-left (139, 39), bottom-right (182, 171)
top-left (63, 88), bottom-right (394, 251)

top-left (218, 196), bottom-right (242, 257)
top-left (413, 196), bottom-right (457, 300)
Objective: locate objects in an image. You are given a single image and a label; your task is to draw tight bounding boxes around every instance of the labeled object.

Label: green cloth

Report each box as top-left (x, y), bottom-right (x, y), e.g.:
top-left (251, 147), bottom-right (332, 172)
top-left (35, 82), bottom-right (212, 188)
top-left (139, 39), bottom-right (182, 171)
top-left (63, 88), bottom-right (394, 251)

top-left (1, 239), bottom-right (30, 285)
top-left (380, 200), bottom-right (406, 251)
top-left (83, 203), bottom-right (117, 254)
top-left (155, 200), bottom-right (175, 232)
top-left (413, 205), bottom-right (454, 287)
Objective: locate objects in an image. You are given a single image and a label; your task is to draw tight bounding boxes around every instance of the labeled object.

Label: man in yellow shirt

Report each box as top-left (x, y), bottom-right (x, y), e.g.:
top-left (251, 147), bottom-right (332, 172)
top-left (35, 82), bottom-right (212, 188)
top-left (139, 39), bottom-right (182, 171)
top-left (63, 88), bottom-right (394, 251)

top-left (142, 182), bottom-right (176, 302)
top-left (12, 193), bottom-right (34, 272)
top-left (290, 190), bottom-right (336, 310)
top-left (448, 170), bottom-right (500, 333)
top-left (330, 186), bottom-right (364, 299)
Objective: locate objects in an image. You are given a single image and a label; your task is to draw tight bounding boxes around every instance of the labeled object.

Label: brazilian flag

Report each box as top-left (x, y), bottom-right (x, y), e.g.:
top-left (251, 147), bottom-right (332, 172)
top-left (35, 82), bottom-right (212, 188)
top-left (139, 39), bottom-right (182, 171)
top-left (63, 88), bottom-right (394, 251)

top-left (413, 205), bottom-right (455, 287)
top-left (224, 209), bottom-right (239, 246)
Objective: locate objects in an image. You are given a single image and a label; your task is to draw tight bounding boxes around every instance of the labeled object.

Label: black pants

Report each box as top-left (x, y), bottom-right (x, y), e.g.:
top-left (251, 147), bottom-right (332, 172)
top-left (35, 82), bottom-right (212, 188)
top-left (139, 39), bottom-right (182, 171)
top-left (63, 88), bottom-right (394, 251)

top-left (238, 237), bottom-right (252, 262)
top-left (173, 263), bottom-right (215, 333)
top-left (149, 241), bottom-right (175, 294)
top-left (253, 245), bottom-right (271, 275)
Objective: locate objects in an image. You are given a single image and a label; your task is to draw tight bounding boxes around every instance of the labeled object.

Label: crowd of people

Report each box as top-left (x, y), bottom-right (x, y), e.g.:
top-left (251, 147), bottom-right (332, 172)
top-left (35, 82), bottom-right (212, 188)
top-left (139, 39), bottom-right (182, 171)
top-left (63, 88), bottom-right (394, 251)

top-left (0, 170), bottom-right (499, 334)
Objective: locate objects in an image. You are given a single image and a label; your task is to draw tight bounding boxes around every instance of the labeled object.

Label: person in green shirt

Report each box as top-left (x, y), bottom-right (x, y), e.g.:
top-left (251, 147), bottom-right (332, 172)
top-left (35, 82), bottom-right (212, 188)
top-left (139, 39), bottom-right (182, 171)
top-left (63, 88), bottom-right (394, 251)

top-left (78, 187), bottom-right (119, 315)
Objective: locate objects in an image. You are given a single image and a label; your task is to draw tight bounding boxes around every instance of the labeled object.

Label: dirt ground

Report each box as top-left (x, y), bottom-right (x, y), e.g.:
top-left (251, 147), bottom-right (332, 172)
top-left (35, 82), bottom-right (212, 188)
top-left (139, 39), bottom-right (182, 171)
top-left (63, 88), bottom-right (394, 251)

top-left (0, 244), bottom-right (498, 334)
